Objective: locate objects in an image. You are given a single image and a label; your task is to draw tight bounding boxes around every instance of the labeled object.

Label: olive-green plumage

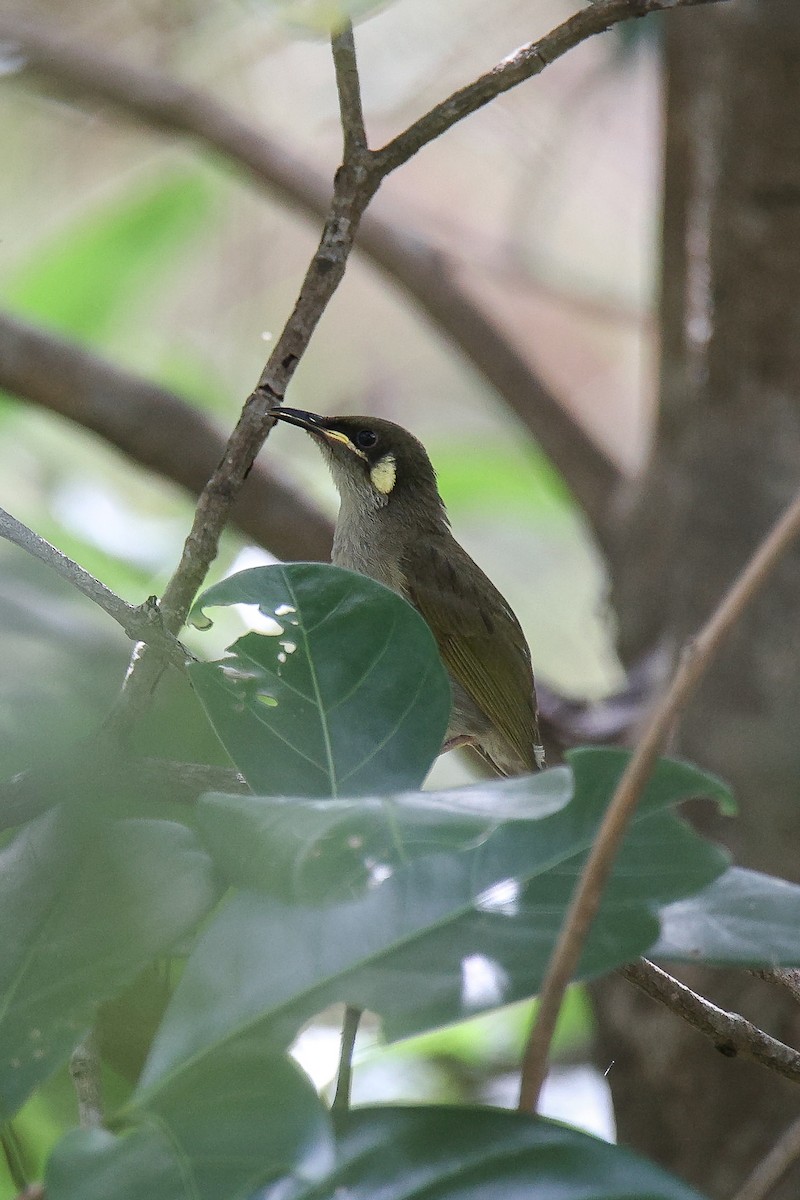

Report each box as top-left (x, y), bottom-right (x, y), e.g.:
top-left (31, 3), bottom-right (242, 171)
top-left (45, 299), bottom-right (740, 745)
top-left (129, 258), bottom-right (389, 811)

top-left (269, 407), bottom-right (545, 777)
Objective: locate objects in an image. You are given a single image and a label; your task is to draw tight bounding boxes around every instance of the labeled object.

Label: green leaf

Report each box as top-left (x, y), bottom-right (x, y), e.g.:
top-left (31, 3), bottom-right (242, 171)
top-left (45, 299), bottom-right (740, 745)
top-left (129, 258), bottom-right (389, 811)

top-left (261, 1106), bottom-right (708, 1200)
top-left (0, 811), bottom-right (218, 1120)
top-left (140, 750), bottom-right (729, 1089)
top-left (651, 865), bottom-right (800, 965)
top-left (194, 765), bottom-right (572, 902)
top-left (5, 173), bottom-right (214, 343)
top-left (46, 1041), bottom-right (332, 1200)
top-left (188, 564), bottom-right (451, 797)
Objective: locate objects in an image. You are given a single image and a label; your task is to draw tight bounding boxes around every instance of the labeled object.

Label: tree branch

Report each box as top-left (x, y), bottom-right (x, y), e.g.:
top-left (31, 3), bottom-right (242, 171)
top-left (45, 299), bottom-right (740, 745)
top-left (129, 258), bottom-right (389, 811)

top-left (332, 21), bottom-right (368, 157)
top-left (105, 28), bottom-right (379, 728)
top-left (518, 484), bottom-right (800, 1113)
top-left (620, 959), bottom-right (800, 1086)
top-left (375, 0), bottom-right (733, 174)
top-left (731, 1113), bottom-right (800, 1200)
top-left (0, 504), bottom-right (190, 668)
top-left (0, 14), bottom-right (620, 530)
top-left (753, 967), bottom-right (800, 1010)
top-left (0, 310), bottom-right (334, 562)
top-left (69, 1032), bottom-right (103, 1129)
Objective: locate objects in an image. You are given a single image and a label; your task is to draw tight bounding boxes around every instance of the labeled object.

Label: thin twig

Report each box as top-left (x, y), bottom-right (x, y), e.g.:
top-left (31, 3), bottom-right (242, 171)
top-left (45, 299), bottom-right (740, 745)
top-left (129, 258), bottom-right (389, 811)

top-left (69, 1032), bottom-right (103, 1129)
top-left (332, 21), bottom-right (368, 157)
top-left (753, 967), bottom-right (800, 1009)
top-left (375, 0), bottom-right (732, 174)
top-left (620, 959), bottom-right (800, 1086)
top-left (731, 1113), bottom-right (800, 1200)
top-left (332, 1005), bottom-right (362, 1115)
top-left (0, 311), bottom-right (334, 563)
top-left (106, 28), bottom-right (379, 729)
top-left (518, 486), bottom-right (800, 1113)
top-left (0, 505), bottom-right (190, 668)
top-left (0, 13), bottom-right (620, 528)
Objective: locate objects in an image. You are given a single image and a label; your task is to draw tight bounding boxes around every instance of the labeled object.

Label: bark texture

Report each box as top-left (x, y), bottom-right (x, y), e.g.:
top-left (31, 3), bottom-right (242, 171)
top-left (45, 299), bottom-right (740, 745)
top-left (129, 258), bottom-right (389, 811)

top-left (596, 2), bottom-right (800, 1195)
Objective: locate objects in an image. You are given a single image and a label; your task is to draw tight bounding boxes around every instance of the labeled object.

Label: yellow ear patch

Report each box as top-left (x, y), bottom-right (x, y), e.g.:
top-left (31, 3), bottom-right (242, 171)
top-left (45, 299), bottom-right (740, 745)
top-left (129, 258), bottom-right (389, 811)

top-left (370, 453), bottom-right (397, 495)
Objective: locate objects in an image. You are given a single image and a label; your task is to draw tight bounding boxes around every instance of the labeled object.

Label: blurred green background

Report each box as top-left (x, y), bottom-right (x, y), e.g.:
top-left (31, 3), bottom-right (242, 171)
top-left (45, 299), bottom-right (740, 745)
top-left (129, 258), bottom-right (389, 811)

top-left (0, 0), bottom-right (663, 1186)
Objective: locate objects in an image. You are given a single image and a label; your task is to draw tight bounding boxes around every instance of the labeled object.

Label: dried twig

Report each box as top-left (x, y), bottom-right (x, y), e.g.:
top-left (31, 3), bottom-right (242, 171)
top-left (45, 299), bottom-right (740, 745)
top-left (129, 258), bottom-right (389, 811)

top-left (621, 959), bottom-right (800, 1086)
top-left (518, 485), bottom-right (800, 1112)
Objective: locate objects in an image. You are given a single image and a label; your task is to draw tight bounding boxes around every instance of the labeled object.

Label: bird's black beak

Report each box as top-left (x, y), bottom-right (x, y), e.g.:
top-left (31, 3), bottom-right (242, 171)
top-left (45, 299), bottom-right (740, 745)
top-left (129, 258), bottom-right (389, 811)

top-left (269, 406), bottom-right (326, 433)
top-left (269, 407), bottom-right (353, 450)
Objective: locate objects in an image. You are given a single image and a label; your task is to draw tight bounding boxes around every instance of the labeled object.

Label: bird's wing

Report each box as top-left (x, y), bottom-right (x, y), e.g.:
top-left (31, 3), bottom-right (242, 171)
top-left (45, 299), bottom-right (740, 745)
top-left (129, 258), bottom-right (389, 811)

top-left (401, 537), bottom-right (541, 772)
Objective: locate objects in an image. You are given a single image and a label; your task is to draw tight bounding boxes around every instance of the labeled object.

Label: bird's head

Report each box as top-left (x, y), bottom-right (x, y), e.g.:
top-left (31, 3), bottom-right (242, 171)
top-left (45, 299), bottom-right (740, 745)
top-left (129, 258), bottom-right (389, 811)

top-left (269, 408), bottom-right (448, 528)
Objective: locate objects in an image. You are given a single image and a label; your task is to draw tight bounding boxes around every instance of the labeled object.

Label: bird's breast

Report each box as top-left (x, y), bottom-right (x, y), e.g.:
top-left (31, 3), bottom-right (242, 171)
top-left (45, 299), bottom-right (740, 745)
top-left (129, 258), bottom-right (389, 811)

top-left (331, 527), bottom-right (408, 596)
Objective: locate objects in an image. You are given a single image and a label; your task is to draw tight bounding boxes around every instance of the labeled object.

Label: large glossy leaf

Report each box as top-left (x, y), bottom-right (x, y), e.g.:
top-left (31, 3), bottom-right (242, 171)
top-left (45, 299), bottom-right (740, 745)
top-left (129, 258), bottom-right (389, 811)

top-left (0, 810), bottom-right (218, 1120)
top-left (46, 1038), bottom-right (332, 1200)
top-left (140, 750), bottom-right (729, 1090)
top-left (188, 564), bottom-right (451, 797)
top-left (193, 760), bottom-right (574, 903)
top-left (261, 1106), bottom-right (707, 1200)
top-left (651, 865), bottom-right (800, 965)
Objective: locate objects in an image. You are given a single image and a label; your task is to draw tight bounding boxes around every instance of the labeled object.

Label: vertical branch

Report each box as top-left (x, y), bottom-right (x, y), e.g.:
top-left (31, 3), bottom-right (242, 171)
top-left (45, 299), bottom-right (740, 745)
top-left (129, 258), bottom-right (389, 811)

top-left (70, 1032), bottom-right (104, 1129)
top-left (332, 1005), bottom-right (362, 1114)
top-left (518, 485), bottom-right (800, 1113)
top-left (113, 25), bottom-right (379, 724)
top-left (332, 21), bottom-right (368, 156)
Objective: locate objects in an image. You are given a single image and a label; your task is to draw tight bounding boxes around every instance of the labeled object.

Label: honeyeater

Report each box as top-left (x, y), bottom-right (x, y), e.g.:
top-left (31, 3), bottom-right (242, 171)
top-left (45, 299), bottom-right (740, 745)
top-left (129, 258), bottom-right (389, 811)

top-left (269, 407), bottom-right (545, 776)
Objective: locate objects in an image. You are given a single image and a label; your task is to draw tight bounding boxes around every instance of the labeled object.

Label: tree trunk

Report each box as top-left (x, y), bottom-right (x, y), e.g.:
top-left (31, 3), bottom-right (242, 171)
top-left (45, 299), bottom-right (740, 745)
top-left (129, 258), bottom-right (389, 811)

top-left (595, 1), bottom-right (800, 1195)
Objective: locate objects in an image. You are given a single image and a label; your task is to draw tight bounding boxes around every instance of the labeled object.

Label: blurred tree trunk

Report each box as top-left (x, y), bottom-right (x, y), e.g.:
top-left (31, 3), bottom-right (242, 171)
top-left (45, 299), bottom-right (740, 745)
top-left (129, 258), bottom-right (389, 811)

top-left (593, 2), bottom-right (800, 1196)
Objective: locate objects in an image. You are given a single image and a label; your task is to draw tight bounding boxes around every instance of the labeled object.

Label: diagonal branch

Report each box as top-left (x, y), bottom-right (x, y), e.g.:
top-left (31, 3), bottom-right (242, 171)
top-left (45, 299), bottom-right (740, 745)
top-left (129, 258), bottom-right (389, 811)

top-left (0, 14), bottom-right (620, 529)
top-left (375, 0), bottom-right (733, 174)
top-left (0, 504), bottom-right (190, 668)
top-left (0, 310), bottom-right (334, 562)
top-left (107, 27), bottom-right (379, 727)
top-left (731, 1113), bottom-right (800, 1200)
top-left (518, 483), bottom-right (800, 1112)
top-left (620, 959), bottom-right (800, 1086)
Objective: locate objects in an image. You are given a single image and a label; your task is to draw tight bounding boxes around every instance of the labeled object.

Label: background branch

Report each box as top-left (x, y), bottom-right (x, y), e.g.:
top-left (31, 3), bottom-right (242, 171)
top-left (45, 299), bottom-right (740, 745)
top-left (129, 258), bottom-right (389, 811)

top-left (731, 1114), bottom-right (800, 1200)
top-left (0, 311), bottom-right (334, 562)
top-left (518, 484), bottom-right (800, 1112)
top-left (620, 959), bottom-right (800, 1086)
top-left (0, 14), bottom-right (620, 533)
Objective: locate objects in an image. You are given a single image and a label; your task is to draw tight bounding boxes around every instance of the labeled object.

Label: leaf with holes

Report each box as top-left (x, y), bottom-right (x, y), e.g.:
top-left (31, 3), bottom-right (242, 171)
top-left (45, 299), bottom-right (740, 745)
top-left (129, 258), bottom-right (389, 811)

top-left (140, 751), bottom-right (730, 1086)
top-left (188, 564), bottom-right (451, 797)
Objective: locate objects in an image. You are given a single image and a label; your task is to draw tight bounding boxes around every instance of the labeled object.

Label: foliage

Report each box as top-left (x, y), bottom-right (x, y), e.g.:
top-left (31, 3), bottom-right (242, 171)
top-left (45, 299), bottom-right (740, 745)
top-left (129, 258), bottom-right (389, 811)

top-left (0, 1), bottom-right (793, 1196)
top-left (2, 565), bottom-right (800, 1197)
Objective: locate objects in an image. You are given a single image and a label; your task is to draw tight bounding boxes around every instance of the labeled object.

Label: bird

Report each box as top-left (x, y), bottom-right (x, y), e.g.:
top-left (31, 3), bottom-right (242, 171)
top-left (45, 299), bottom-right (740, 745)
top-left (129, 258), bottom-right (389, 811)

top-left (269, 407), bottom-right (545, 777)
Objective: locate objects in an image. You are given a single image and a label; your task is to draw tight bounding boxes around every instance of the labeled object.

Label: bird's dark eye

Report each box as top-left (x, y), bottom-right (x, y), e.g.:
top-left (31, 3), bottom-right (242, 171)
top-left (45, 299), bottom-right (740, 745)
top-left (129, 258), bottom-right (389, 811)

top-left (355, 429), bottom-right (378, 449)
